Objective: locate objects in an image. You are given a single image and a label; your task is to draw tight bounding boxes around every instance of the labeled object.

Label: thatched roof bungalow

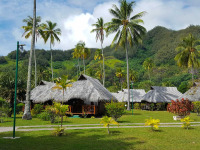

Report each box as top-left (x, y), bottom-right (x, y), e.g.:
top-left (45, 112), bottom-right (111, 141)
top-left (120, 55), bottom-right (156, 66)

top-left (30, 74), bottom-right (116, 115)
top-left (179, 82), bottom-right (200, 101)
top-left (112, 89), bottom-right (146, 103)
top-left (140, 86), bottom-right (183, 103)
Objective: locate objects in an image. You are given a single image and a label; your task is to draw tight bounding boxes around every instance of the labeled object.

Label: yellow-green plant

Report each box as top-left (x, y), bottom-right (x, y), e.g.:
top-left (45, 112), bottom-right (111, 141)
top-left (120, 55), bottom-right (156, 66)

top-left (53, 127), bottom-right (65, 136)
top-left (100, 116), bottom-right (118, 134)
top-left (181, 116), bottom-right (193, 130)
top-left (145, 118), bottom-right (160, 131)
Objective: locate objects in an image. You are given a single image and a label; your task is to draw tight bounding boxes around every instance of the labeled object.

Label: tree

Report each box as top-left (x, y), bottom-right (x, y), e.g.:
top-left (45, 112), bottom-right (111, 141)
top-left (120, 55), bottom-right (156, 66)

top-left (106, 0), bottom-right (146, 110)
top-left (22, 0), bottom-right (36, 120)
top-left (22, 16), bottom-right (45, 87)
top-left (175, 33), bottom-right (200, 84)
top-left (129, 69), bottom-right (138, 83)
top-left (94, 49), bottom-right (103, 83)
top-left (91, 17), bottom-right (106, 86)
top-left (100, 116), bottom-right (118, 134)
top-left (143, 58), bottom-right (154, 81)
top-left (43, 21), bottom-right (61, 81)
top-left (115, 68), bottom-right (125, 91)
top-left (72, 43), bottom-right (82, 76)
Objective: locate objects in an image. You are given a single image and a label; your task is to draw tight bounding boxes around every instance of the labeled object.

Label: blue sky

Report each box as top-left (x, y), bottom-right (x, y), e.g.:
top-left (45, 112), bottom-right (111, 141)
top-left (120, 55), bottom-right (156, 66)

top-left (0, 0), bottom-right (200, 56)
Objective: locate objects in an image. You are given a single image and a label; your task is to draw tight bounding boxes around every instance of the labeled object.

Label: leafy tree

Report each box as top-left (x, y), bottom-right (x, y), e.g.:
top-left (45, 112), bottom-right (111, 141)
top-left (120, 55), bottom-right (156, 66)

top-left (91, 17), bottom-right (106, 86)
top-left (23, 0), bottom-right (36, 120)
top-left (72, 43), bottom-right (82, 75)
top-left (0, 56), bottom-right (7, 64)
top-left (43, 21), bottom-right (61, 81)
top-left (100, 116), bottom-right (118, 134)
top-left (192, 101), bottom-right (200, 115)
top-left (143, 58), bottom-right (154, 81)
top-left (175, 33), bottom-right (200, 84)
top-left (115, 68), bottom-right (125, 91)
top-left (106, 0), bottom-right (146, 110)
top-left (145, 118), bottom-right (160, 131)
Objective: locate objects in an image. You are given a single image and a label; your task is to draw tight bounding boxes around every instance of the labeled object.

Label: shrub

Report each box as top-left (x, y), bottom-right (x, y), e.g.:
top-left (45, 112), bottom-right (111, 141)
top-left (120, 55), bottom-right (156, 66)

top-left (192, 101), bottom-right (200, 115)
top-left (31, 104), bottom-right (44, 116)
top-left (38, 111), bottom-right (51, 121)
top-left (105, 101), bottom-right (125, 121)
top-left (156, 103), bottom-right (166, 111)
top-left (53, 127), bottom-right (65, 136)
top-left (181, 116), bottom-right (193, 130)
top-left (45, 105), bottom-right (57, 123)
top-left (145, 118), bottom-right (160, 131)
top-left (167, 98), bottom-right (193, 116)
top-left (16, 103), bottom-right (24, 114)
top-left (134, 103), bottom-right (140, 109)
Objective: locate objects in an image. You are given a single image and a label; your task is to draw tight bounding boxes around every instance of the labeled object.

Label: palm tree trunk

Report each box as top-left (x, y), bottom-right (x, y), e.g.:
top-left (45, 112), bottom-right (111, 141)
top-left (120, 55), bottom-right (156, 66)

top-left (22, 0), bottom-right (36, 120)
top-left (125, 43), bottom-right (130, 111)
top-left (107, 125), bottom-right (110, 134)
top-left (148, 69), bottom-right (151, 81)
top-left (83, 56), bottom-right (85, 74)
top-left (78, 58), bottom-right (80, 75)
top-left (50, 42), bottom-right (53, 81)
top-left (34, 46), bottom-right (37, 87)
top-left (120, 78), bottom-right (123, 91)
top-left (191, 66), bottom-right (194, 84)
top-left (101, 42), bottom-right (105, 87)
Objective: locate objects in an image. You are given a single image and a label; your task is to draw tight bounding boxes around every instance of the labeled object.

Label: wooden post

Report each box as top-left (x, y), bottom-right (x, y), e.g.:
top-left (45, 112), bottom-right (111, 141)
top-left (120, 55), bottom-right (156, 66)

top-left (94, 105), bottom-right (96, 115)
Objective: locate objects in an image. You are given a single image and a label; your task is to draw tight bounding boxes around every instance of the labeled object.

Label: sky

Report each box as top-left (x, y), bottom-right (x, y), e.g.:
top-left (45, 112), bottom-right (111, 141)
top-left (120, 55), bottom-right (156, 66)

top-left (1, 0), bottom-right (200, 56)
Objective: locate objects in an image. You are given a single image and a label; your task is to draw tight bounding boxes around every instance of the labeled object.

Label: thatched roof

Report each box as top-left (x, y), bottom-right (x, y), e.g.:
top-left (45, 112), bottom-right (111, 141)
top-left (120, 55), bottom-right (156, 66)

top-left (112, 89), bottom-right (146, 102)
top-left (140, 86), bottom-right (183, 103)
top-left (31, 74), bottom-right (116, 104)
top-left (179, 82), bottom-right (200, 101)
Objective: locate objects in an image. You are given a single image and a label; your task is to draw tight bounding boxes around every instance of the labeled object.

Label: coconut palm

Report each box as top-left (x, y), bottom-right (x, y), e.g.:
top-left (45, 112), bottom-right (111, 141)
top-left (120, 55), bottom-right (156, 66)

top-left (23, 0), bottom-right (37, 120)
top-left (115, 68), bottom-right (125, 91)
top-left (72, 43), bottom-right (82, 75)
top-left (100, 116), bottom-right (118, 134)
top-left (129, 69), bottom-right (138, 83)
top-left (175, 33), bottom-right (200, 84)
top-left (143, 58), bottom-right (154, 81)
top-left (94, 49), bottom-right (103, 83)
top-left (78, 41), bottom-right (91, 74)
top-left (43, 21), bottom-right (61, 81)
top-left (91, 17), bottom-right (106, 86)
top-left (106, 0), bottom-right (146, 110)
top-left (22, 16), bottom-right (45, 87)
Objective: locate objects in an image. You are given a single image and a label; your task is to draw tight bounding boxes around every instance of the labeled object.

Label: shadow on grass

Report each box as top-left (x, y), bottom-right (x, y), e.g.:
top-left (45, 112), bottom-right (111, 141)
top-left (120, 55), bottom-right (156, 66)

top-left (125, 113), bottom-right (141, 116)
top-left (0, 129), bottom-right (141, 150)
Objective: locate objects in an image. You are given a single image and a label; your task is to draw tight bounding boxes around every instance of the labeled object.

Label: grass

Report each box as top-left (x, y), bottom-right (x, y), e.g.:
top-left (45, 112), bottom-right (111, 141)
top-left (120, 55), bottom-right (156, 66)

top-left (1, 110), bottom-right (200, 127)
top-left (1, 127), bottom-right (200, 150)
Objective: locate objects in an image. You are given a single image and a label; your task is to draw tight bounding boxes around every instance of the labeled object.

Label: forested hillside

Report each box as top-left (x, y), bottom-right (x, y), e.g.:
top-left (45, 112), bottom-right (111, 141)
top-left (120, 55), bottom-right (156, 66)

top-left (1, 25), bottom-right (200, 94)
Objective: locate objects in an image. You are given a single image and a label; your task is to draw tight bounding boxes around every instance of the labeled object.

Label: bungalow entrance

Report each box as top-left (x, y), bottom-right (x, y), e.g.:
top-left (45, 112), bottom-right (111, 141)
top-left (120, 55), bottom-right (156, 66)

top-left (67, 99), bottom-right (97, 115)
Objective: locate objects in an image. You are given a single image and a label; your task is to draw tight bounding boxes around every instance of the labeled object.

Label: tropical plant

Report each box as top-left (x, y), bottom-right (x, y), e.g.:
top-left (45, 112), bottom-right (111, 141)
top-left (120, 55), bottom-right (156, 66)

top-left (100, 116), bottom-right (118, 134)
top-left (181, 116), bottom-right (193, 130)
top-left (145, 118), bottom-right (160, 131)
top-left (22, 16), bottom-right (45, 87)
top-left (106, 0), bottom-right (146, 110)
top-left (105, 101), bottom-right (125, 121)
top-left (167, 98), bottom-right (193, 116)
top-left (115, 68), bottom-right (125, 91)
top-left (42, 21), bottom-right (61, 81)
top-left (192, 101), bottom-right (200, 115)
top-left (23, 0), bottom-right (36, 120)
top-left (91, 17), bottom-right (106, 86)
top-left (175, 33), bottom-right (200, 84)
top-left (129, 69), bottom-right (138, 83)
top-left (143, 58), bottom-right (154, 81)
top-left (72, 43), bottom-right (82, 75)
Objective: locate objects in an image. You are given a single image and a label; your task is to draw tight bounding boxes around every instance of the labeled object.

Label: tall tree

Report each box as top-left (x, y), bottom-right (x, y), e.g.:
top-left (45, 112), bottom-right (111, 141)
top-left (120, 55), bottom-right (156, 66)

top-left (22, 16), bottom-right (44, 87)
top-left (22, 0), bottom-right (37, 120)
top-left (94, 49), bottom-right (103, 83)
top-left (43, 21), bottom-right (61, 81)
top-left (115, 68), bottom-right (125, 91)
top-left (72, 43), bottom-right (82, 76)
top-left (175, 33), bottom-right (200, 84)
top-left (91, 17), bottom-right (106, 86)
top-left (143, 58), bottom-right (154, 81)
top-left (106, 0), bottom-right (146, 110)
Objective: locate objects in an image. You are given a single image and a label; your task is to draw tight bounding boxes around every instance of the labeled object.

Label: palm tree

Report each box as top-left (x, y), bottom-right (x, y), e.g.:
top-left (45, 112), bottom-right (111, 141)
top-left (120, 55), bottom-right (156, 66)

top-left (175, 33), bottom-right (200, 84)
top-left (115, 68), bottom-right (125, 91)
top-left (43, 21), bottom-right (61, 81)
top-left (94, 49), bottom-right (103, 83)
top-left (22, 0), bottom-right (37, 120)
top-left (143, 58), bottom-right (154, 81)
top-left (100, 116), bottom-right (118, 134)
top-left (106, 0), bottom-right (146, 110)
top-left (129, 69), bottom-right (138, 83)
top-left (91, 17), bottom-right (106, 86)
top-left (78, 41), bottom-right (91, 74)
top-left (72, 43), bottom-right (82, 76)
top-left (22, 16), bottom-right (44, 87)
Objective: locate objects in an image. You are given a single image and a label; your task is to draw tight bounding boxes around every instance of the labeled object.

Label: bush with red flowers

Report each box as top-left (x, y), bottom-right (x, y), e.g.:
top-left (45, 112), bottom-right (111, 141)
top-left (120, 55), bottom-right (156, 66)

top-left (167, 98), bottom-right (193, 116)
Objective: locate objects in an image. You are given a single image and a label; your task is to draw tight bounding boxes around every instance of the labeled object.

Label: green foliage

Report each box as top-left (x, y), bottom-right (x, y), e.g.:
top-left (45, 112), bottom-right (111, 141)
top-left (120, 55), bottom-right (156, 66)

top-left (192, 101), bottom-right (200, 115)
top-left (105, 101), bottom-right (125, 121)
top-left (31, 104), bottom-right (44, 116)
top-left (44, 105), bottom-right (57, 123)
top-left (0, 56), bottom-right (7, 64)
top-left (53, 127), bottom-right (65, 136)
top-left (181, 116), bottom-right (193, 130)
top-left (145, 118), bottom-right (160, 131)
top-left (100, 116), bottom-right (118, 134)
top-left (156, 103), bottom-right (166, 111)
top-left (178, 81), bottom-right (190, 93)
top-left (37, 111), bottom-right (51, 121)
top-left (16, 103), bottom-right (25, 114)
top-left (134, 103), bottom-right (140, 109)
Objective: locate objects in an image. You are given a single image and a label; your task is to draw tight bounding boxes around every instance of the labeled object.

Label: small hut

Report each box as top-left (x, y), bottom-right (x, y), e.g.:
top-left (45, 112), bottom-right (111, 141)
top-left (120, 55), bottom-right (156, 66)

top-left (179, 82), bottom-right (200, 101)
top-left (112, 89), bottom-right (146, 103)
top-left (31, 74), bottom-right (116, 115)
top-left (140, 86), bottom-right (183, 103)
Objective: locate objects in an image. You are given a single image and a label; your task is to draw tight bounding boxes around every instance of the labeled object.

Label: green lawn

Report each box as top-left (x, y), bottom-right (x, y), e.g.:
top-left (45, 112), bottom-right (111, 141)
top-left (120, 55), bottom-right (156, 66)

top-left (1, 110), bottom-right (200, 127)
top-left (1, 127), bottom-right (200, 150)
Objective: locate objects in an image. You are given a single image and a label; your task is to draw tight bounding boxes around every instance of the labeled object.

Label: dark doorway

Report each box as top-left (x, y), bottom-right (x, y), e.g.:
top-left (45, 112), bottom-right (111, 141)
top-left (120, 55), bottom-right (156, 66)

top-left (68, 99), bottom-right (84, 113)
